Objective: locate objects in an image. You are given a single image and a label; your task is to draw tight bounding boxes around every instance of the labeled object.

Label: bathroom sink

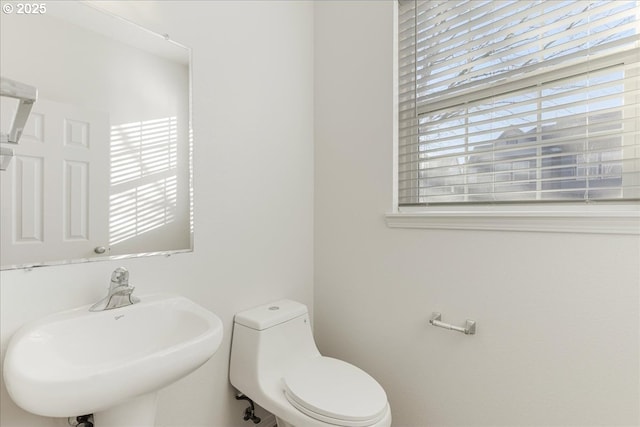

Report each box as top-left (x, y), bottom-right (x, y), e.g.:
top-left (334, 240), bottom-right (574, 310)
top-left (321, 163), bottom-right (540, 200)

top-left (3, 294), bottom-right (223, 419)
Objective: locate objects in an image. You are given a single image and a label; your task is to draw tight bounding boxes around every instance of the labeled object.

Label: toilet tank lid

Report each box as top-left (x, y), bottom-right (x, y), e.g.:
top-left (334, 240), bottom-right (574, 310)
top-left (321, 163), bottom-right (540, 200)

top-left (234, 299), bottom-right (308, 331)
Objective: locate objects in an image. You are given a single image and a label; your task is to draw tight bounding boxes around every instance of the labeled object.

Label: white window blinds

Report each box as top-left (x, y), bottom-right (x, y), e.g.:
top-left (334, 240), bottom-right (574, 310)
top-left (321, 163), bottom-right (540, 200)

top-left (398, 0), bottom-right (640, 205)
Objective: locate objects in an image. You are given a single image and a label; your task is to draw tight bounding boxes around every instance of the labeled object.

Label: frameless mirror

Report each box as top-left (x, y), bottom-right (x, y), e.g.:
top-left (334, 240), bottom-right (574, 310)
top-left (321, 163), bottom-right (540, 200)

top-left (0, 1), bottom-right (192, 270)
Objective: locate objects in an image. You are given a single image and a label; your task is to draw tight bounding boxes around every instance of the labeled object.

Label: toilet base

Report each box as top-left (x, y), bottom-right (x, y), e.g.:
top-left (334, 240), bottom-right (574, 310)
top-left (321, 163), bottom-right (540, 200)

top-left (276, 416), bottom-right (294, 427)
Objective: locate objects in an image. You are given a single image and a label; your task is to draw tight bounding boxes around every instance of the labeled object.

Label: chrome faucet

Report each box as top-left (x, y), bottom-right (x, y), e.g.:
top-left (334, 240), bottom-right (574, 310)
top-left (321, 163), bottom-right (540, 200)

top-left (89, 267), bottom-right (140, 311)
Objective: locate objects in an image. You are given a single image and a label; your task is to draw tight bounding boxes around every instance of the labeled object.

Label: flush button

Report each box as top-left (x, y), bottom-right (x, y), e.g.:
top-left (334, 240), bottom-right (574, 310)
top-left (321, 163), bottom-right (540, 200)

top-left (268, 306), bottom-right (279, 311)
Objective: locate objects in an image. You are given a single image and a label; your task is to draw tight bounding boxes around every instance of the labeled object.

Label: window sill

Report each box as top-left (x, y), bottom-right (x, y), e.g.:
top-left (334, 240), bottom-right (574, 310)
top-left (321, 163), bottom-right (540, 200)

top-left (385, 205), bottom-right (640, 235)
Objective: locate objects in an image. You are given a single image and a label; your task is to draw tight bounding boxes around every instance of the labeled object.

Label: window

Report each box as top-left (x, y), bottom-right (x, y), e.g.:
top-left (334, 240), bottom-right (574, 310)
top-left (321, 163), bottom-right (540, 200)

top-left (397, 1), bottom-right (640, 206)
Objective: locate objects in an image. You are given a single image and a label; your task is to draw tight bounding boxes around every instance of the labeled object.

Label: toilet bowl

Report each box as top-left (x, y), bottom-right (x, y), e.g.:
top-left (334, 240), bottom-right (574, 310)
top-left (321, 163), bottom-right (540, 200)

top-left (229, 300), bottom-right (391, 427)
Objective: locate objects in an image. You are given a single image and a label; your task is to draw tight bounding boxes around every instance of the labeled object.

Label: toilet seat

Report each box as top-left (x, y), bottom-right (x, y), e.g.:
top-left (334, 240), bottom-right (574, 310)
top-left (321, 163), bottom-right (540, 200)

top-left (282, 357), bottom-right (388, 427)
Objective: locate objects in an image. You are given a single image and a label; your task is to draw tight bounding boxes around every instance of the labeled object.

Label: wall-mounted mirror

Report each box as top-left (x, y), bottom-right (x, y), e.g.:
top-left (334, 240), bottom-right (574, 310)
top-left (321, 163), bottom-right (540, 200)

top-left (0, 1), bottom-right (192, 270)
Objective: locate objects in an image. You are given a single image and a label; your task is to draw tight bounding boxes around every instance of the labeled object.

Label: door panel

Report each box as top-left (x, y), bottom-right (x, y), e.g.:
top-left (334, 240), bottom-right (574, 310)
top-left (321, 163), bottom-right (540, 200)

top-left (1, 98), bottom-right (109, 266)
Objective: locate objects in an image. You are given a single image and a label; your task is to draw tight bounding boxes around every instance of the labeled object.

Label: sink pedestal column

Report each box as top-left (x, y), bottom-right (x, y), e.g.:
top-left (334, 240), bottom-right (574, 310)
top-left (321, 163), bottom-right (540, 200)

top-left (93, 392), bottom-right (158, 427)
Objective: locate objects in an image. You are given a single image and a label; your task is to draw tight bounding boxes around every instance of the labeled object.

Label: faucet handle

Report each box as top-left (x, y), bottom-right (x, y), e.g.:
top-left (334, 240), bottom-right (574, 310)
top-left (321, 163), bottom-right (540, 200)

top-left (110, 267), bottom-right (129, 284)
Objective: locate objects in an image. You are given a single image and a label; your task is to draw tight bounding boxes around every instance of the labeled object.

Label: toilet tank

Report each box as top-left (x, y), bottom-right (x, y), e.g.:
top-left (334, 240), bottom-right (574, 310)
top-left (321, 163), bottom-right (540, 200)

top-left (234, 300), bottom-right (308, 330)
top-left (230, 300), bottom-right (320, 394)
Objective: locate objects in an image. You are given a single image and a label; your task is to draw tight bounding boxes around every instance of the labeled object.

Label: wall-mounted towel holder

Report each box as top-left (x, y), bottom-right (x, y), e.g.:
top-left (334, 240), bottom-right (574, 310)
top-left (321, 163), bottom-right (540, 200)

top-left (0, 77), bottom-right (38, 171)
top-left (429, 312), bottom-right (476, 335)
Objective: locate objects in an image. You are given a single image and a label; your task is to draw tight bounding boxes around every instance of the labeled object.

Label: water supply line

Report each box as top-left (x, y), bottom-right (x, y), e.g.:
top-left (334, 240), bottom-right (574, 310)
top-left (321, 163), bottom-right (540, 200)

top-left (68, 414), bottom-right (93, 427)
top-left (235, 393), bottom-right (261, 424)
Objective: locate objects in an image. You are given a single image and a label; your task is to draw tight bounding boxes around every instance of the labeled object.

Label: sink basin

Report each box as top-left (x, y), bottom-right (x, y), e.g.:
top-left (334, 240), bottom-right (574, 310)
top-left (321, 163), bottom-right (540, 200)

top-left (3, 294), bottom-right (223, 421)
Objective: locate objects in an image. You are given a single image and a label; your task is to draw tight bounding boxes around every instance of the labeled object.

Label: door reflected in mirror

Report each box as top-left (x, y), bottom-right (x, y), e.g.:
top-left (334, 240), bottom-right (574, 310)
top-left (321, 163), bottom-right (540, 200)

top-left (0, 1), bottom-right (192, 270)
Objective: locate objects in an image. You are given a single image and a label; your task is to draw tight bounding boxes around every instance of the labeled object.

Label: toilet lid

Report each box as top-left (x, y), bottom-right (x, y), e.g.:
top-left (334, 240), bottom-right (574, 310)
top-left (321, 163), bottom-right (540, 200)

top-left (283, 357), bottom-right (388, 426)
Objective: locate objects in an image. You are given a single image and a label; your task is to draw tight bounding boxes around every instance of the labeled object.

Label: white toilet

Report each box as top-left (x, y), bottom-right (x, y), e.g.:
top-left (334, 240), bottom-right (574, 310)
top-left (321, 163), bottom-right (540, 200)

top-left (230, 300), bottom-right (391, 427)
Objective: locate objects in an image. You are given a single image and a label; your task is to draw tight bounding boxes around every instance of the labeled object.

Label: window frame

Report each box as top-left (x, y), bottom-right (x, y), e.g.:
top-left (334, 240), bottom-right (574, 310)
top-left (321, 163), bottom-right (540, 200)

top-left (388, 0), bottom-right (640, 234)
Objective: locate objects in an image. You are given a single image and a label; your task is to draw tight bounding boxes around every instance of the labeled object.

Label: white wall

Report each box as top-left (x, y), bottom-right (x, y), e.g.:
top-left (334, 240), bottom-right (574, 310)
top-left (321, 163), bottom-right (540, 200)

top-left (0, 1), bottom-right (314, 426)
top-left (313, 2), bottom-right (640, 426)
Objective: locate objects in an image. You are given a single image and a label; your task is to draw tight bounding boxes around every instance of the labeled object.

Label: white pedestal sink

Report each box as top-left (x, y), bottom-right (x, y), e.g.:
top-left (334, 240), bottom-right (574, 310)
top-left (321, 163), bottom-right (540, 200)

top-left (3, 294), bottom-right (223, 426)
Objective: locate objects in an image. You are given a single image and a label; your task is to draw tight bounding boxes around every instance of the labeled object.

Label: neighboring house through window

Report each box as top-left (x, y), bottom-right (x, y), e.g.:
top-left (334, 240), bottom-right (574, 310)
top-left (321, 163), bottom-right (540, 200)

top-left (397, 0), bottom-right (640, 206)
